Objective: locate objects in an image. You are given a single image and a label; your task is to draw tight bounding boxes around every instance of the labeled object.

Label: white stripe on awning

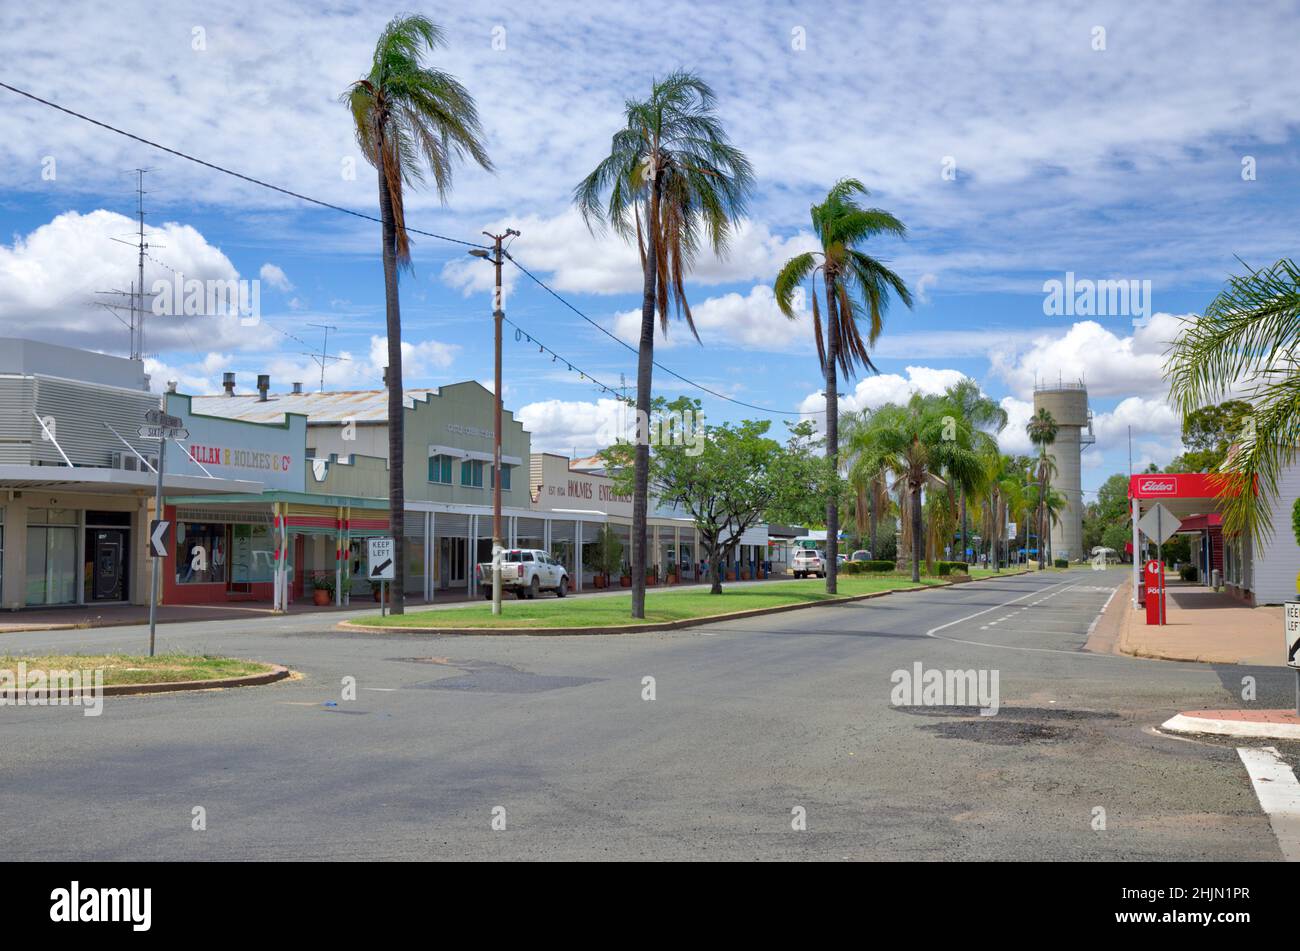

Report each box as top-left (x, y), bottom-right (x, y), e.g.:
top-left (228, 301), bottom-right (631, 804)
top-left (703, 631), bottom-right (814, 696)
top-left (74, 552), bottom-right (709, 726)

top-left (465, 450), bottom-right (522, 466)
top-left (428, 445), bottom-right (468, 458)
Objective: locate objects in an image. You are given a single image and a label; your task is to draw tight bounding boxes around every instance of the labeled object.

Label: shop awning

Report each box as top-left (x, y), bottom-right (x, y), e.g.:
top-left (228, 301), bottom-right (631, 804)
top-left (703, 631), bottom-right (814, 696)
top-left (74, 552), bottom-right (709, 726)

top-left (0, 464), bottom-right (261, 496)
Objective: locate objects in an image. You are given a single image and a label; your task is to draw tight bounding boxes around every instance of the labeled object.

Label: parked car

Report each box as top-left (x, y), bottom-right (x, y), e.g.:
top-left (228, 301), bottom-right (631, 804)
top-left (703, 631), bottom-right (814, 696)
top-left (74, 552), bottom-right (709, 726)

top-left (475, 549), bottom-right (569, 599)
top-left (849, 550), bottom-right (873, 561)
top-left (792, 549), bottom-right (827, 578)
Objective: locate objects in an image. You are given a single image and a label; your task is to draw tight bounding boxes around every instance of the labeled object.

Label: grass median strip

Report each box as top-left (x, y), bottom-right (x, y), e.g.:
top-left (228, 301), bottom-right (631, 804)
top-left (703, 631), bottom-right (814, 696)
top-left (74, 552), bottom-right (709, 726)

top-left (0, 653), bottom-right (275, 686)
top-left (359, 575), bottom-right (945, 629)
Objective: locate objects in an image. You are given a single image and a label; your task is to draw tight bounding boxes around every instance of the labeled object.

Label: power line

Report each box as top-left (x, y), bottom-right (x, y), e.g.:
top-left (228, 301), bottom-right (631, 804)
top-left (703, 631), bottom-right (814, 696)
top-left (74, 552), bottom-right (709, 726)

top-left (0, 80), bottom-right (487, 251)
top-left (2, 79), bottom-right (809, 416)
top-left (506, 256), bottom-right (807, 416)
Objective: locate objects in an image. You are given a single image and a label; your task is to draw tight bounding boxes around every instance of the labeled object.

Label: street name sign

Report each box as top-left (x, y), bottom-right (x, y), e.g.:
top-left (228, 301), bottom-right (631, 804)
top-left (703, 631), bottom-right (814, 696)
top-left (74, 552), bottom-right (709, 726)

top-left (1137, 503), bottom-right (1180, 546)
top-left (138, 424), bottom-right (189, 441)
top-left (145, 409), bottom-right (184, 429)
top-left (368, 537), bottom-right (395, 581)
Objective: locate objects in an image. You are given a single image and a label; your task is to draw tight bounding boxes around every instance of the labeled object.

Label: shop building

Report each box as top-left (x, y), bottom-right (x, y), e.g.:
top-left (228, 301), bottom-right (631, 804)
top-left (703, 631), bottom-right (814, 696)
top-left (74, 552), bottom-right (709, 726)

top-left (0, 340), bottom-right (260, 611)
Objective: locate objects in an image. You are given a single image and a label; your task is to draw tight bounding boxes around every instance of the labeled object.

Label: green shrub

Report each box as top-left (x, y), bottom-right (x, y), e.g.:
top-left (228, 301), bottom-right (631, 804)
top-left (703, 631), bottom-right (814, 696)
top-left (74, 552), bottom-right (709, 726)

top-left (1053, 558), bottom-right (1068, 569)
top-left (840, 560), bottom-right (896, 574)
top-left (936, 561), bottom-right (969, 576)
top-left (1180, 564), bottom-right (1198, 582)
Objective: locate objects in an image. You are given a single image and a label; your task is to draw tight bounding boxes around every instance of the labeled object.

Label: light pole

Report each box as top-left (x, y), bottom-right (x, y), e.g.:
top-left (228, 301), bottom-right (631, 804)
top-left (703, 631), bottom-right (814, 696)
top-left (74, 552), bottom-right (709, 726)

top-left (469, 228), bottom-right (519, 616)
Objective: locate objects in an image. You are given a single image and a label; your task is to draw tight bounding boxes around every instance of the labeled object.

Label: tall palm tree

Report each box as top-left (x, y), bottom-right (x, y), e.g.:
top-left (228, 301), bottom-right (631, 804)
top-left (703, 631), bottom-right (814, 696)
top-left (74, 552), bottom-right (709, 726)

top-left (942, 380), bottom-right (1008, 563)
top-left (343, 14), bottom-right (492, 614)
top-left (980, 451), bottom-right (1019, 572)
top-left (852, 394), bottom-right (982, 583)
top-left (1166, 257), bottom-right (1299, 542)
top-left (1026, 408), bottom-right (1058, 568)
top-left (775, 180), bottom-right (913, 594)
top-left (575, 72), bottom-right (753, 619)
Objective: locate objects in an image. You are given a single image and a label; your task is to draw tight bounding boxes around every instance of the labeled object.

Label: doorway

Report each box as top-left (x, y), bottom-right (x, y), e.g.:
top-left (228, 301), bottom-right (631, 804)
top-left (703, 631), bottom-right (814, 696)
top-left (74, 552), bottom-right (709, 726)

top-left (87, 529), bottom-right (129, 602)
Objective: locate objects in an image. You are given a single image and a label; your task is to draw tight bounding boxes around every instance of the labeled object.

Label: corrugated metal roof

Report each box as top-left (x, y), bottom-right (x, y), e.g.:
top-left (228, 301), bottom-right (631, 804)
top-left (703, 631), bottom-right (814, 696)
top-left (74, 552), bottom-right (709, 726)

top-left (191, 388), bottom-right (437, 424)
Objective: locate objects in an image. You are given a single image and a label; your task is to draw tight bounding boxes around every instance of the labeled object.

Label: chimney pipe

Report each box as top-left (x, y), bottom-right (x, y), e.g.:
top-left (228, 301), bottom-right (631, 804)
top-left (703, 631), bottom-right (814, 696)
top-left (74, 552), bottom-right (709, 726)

top-left (222, 372), bottom-right (236, 396)
top-left (257, 374), bottom-right (270, 402)
top-left (292, 381), bottom-right (303, 395)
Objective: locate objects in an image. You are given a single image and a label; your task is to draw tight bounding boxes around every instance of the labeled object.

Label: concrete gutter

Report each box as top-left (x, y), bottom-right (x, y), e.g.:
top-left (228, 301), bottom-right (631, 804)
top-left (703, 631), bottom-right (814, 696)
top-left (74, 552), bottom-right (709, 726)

top-left (338, 578), bottom-right (973, 636)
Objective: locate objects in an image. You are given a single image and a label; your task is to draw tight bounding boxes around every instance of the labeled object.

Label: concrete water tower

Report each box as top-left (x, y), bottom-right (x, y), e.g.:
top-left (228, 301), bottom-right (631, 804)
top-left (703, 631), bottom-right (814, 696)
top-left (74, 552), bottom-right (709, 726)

top-left (1032, 379), bottom-right (1093, 562)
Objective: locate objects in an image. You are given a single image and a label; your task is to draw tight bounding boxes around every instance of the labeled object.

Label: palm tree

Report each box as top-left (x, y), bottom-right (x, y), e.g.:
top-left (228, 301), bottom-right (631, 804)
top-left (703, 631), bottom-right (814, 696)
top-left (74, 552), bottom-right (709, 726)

top-left (852, 394), bottom-right (982, 582)
top-left (1026, 408), bottom-right (1058, 568)
top-left (575, 72), bottom-right (753, 619)
top-left (979, 452), bottom-right (1019, 572)
top-left (775, 180), bottom-right (913, 594)
top-left (343, 14), bottom-right (492, 614)
top-left (942, 380), bottom-right (1008, 563)
top-left (1166, 257), bottom-right (1300, 542)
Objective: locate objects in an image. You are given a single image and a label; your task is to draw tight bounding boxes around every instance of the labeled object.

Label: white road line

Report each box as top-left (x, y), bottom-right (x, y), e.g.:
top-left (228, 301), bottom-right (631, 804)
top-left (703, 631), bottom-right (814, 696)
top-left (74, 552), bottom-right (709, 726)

top-left (1085, 588), bottom-right (1118, 639)
top-left (924, 579), bottom-right (1127, 657)
top-left (1237, 746), bottom-right (1300, 861)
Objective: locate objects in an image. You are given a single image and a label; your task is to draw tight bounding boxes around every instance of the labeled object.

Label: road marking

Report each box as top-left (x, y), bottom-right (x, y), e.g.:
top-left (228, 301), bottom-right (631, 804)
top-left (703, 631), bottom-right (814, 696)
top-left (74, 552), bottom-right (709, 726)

top-left (1237, 746), bottom-right (1300, 861)
top-left (924, 578), bottom-right (1126, 657)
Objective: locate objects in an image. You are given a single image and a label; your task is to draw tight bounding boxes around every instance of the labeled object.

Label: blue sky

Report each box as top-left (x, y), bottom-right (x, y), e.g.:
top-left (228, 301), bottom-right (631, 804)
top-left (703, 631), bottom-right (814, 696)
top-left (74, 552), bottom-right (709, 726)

top-left (2, 0), bottom-right (1299, 500)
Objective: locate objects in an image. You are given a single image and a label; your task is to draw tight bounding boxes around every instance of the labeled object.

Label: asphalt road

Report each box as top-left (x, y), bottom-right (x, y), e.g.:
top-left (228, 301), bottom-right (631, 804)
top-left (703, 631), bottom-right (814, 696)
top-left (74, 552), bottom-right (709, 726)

top-left (3, 566), bottom-right (1296, 860)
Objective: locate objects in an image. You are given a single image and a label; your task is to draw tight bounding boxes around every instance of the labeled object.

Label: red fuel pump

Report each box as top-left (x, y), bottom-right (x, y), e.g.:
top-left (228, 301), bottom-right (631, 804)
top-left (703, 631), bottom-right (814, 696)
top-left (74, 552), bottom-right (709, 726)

top-left (1144, 559), bottom-right (1165, 625)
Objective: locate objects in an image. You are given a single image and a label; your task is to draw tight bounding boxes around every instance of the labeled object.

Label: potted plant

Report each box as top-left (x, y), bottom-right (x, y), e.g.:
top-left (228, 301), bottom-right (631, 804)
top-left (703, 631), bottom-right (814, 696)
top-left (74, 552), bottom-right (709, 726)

top-left (620, 567), bottom-right (632, 588)
top-left (312, 574), bottom-right (335, 606)
top-left (585, 525), bottom-right (623, 590)
top-left (370, 580), bottom-right (389, 603)
top-left (646, 568), bottom-right (658, 587)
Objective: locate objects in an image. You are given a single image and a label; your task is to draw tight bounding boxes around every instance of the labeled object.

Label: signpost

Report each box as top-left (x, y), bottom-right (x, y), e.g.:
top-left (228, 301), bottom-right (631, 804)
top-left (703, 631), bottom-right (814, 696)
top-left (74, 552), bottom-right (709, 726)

top-left (368, 537), bottom-right (395, 618)
top-left (138, 410), bottom-right (188, 656)
top-left (1286, 601), bottom-right (1300, 714)
top-left (1137, 503), bottom-right (1179, 626)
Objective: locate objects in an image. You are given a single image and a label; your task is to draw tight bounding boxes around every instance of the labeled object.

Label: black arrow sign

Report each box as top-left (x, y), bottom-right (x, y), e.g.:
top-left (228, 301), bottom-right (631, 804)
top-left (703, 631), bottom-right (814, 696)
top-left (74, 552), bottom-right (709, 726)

top-left (371, 558), bottom-right (392, 578)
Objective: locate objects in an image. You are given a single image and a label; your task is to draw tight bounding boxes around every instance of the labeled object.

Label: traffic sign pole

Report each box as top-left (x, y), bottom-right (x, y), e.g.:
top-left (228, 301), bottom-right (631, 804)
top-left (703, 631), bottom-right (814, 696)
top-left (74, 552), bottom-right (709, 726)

top-left (149, 437), bottom-right (165, 657)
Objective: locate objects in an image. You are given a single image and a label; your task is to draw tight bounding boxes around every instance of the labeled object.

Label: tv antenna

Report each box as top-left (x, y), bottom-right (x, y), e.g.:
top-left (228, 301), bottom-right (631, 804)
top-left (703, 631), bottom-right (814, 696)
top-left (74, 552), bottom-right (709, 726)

top-left (301, 323), bottom-right (347, 391)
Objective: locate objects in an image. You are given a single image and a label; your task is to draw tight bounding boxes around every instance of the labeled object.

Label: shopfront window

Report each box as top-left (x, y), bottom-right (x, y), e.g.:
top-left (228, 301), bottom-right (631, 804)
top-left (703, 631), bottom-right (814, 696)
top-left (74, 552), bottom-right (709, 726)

top-left (490, 465), bottom-right (512, 491)
top-left (230, 524), bottom-right (275, 583)
top-left (25, 515), bottom-right (78, 606)
top-left (429, 454), bottom-right (453, 484)
top-left (176, 522), bottom-right (230, 584)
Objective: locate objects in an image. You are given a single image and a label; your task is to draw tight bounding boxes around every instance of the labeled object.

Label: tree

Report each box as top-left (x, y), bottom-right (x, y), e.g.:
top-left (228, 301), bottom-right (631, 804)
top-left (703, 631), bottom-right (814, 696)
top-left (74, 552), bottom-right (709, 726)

top-left (1167, 400), bottom-right (1254, 472)
top-left (1166, 258), bottom-right (1300, 543)
top-left (941, 379), bottom-right (1007, 562)
top-left (342, 14), bottom-right (491, 613)
top-left (851, 394), bottom-right (982, 583)
top-left (1026, 408), bottom-right (1059, 567)
top-left (575, 72), bottom-right (753, 619)
top-left (775, 179), bottom-right (912, 596)
top-left (604, 398), bottom-right (822, 594)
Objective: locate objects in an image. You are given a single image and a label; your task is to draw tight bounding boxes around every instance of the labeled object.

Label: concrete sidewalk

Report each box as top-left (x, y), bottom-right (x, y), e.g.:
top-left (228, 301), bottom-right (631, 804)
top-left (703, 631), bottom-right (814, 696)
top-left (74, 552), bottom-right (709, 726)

top-left (1117, 577), bottom-right (1286, 666)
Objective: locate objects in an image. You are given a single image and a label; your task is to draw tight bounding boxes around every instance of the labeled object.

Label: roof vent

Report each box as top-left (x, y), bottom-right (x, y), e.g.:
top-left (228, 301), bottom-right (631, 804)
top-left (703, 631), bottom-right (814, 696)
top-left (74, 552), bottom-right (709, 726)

top-left (257, 374), bottom-right (270, 402)
top-left (292, 381), bottom-right (303, 395)
top-left (222, 372), bottom-right (236, 396)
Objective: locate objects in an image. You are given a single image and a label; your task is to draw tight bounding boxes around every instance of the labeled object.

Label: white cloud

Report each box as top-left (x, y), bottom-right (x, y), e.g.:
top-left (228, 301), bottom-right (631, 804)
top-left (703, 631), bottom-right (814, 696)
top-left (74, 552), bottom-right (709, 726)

top-left (612, 283), bottom-right (811, 352)
top-left (259, 263), bottom-right (293, 291)
top-left (516, 398), bottom-right (629, 455)
top-left (0, 209), bottom-right (278, 353)
top-left (988, 314), bottom-right (1188, 400)
top-left (798, 365), bottom-right (970, 428)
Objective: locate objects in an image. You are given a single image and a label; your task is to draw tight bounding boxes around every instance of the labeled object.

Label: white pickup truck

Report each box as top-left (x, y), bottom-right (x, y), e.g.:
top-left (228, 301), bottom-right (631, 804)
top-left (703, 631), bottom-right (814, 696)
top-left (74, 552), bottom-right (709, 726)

top-left (475, 548), bottom-right (570, 599)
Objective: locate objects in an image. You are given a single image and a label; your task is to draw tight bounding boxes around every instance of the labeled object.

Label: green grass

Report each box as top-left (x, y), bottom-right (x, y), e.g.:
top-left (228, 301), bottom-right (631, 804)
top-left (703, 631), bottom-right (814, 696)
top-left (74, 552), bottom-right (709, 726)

top-left (360, 574), bottom-right (945, 629)
top-left (0, 653), bottom-right (274, 686)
